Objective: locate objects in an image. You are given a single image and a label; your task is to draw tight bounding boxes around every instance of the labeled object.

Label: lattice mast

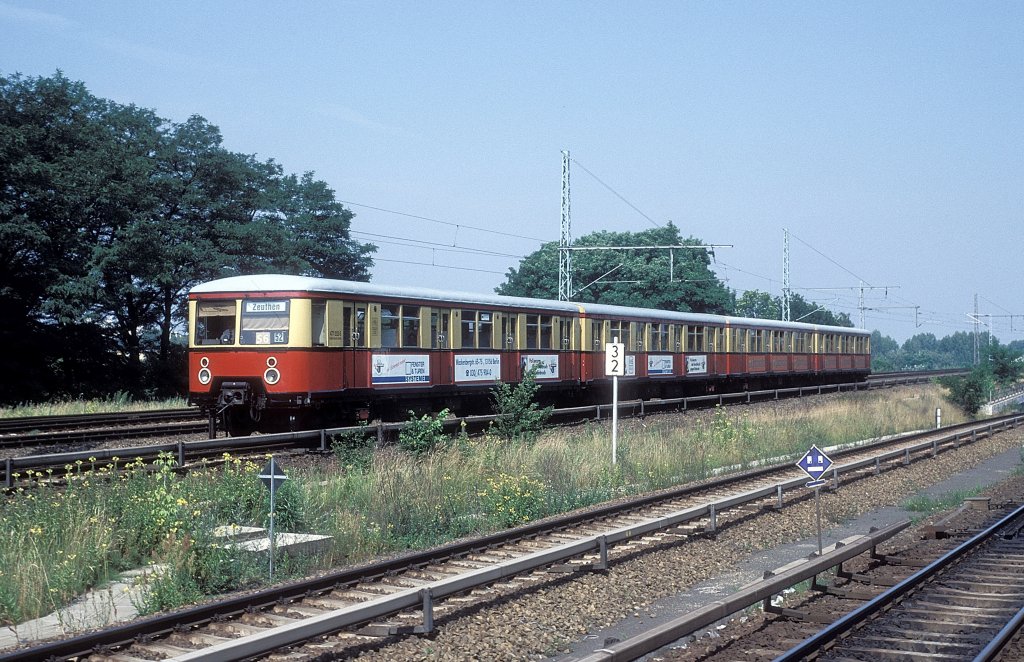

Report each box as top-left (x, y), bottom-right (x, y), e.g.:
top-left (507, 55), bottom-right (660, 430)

top-left (782, 228), bottom-right (791, 321)
top-left (559, 150), bottom-right (572, 301)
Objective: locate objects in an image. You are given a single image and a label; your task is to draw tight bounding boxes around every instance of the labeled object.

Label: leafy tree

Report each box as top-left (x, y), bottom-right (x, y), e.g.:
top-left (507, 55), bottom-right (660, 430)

top-left (735, 291), bottom-right (780, 319)
top-left (0, 71), bottom-right (376, 402)
top-left (939, 370), bottom-right (989, 416)
top-left (733, 289), bottom-right (852, 327)
top-left (870, 331), bottom-right (900, 372)
top-left (788, 293), bottom-right (853, 327)
top-left (497, 223), bottom-right (733, 314)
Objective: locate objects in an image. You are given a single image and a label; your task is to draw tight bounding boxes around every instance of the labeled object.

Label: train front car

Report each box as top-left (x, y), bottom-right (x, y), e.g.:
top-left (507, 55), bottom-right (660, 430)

top-left (188, 276), bottom-right (329, 435)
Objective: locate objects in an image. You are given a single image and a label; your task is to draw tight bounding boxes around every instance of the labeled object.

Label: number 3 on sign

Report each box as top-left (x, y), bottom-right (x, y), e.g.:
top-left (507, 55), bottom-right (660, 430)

top-left (605, 342), bottom-right (626, 376)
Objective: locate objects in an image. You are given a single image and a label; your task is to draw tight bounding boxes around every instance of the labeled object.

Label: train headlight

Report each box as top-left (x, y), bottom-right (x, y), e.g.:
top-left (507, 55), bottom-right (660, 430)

top-left (266, 356), bottom-right (278, 368)
top-left (264, 367), bottom-right (281, 385)
top-left (198, 367), bottom-right (212, 385)
top-left (200, 356), bottom-right (210, 368)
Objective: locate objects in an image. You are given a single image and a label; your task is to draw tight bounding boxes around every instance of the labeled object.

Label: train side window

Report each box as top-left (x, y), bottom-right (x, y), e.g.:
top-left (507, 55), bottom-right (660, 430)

top-left (540, 315), bottom-right (553, 349)
top-left (381, 305), bottom-right (400, 348)
top-left (525, 314), bottom-right (539, 349)
top-left (687, 325), bottom-right (704, 352)
top-left (196, 300), bottom-right (237, 345)
top-left (312, 300), bottom-right (327, 346)
top-left (609, 320), bottom-right (630, 347)
top-left (674, 325), bottom-right (683, 352)
top-left (461, 309), bottom-right (477, 348)
top-left (479, 312), bottom-right (494, 349)
top-left (401, 306), bottom-right (420, 348)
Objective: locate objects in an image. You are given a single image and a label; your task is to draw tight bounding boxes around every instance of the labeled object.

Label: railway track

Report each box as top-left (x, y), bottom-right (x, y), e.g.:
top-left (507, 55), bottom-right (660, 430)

top-left (0, 409), bottom-right (206, 448)
top-left (0, 369), bottom-right (944, 458)
top-left (3, 414), bottom-right (1019, 662)
top-left (778, 501), bottom-right (1024, 661)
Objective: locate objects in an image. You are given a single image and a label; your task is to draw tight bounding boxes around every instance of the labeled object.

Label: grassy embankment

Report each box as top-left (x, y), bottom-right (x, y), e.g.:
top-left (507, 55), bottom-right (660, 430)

top-left (0, 393), bottom-right (188, 418)
top-left (0, 385), bottom-right (962, 626)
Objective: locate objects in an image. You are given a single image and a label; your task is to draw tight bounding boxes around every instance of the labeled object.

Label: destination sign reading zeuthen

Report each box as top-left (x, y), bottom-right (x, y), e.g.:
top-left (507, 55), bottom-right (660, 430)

top-left (245, 301), bottom-right (288, 314)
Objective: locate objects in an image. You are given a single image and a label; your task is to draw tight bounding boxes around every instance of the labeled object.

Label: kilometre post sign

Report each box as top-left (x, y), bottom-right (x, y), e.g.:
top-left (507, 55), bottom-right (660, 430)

top-left (605, 342), bottom-right (625, 376)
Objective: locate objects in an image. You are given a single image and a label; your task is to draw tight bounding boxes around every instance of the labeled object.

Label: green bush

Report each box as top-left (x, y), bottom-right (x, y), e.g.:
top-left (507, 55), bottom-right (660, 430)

top-left (399, 409), bottom-right (450, 454)
top-left (490, 366), bottom-right (553, 443)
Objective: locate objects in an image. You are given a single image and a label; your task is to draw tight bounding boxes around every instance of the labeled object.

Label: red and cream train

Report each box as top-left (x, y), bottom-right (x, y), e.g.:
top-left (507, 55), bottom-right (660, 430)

top-left (187, 275), bottom-right (871, 434)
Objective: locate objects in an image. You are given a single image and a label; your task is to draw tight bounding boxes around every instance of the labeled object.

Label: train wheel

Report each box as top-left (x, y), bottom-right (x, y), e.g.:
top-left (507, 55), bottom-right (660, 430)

top-left (225, 409), bottom-right (257, 437)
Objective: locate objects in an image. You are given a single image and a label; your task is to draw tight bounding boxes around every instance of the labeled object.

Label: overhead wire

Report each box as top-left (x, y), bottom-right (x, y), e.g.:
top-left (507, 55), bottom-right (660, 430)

top-left (570, 158), bottom-right (662, 228)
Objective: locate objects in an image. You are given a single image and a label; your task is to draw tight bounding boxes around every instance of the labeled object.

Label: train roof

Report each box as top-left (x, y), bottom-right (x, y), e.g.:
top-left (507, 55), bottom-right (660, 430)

top-left (191, 274), bottom-right (869, 336)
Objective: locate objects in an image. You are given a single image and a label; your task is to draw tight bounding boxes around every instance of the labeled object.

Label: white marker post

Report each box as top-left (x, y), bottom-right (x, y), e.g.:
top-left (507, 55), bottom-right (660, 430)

top-left (259, 457), bottom-right (288, 581)
top-left (605, 337), bottom-right (625, 465)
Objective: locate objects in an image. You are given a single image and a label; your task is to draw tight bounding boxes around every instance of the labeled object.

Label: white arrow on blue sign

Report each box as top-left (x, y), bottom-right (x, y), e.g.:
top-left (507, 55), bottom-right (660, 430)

top-left (259, 457), bottom-right (288, 491)
top-left (796, 445), bottom-right (833, 483)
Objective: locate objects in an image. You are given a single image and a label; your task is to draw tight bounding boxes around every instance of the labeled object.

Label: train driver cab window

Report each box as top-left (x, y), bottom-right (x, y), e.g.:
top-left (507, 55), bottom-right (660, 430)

top-left (240, 300), bottom-right (289, 345)
top-left (196, 300), bottom-right (237, 345)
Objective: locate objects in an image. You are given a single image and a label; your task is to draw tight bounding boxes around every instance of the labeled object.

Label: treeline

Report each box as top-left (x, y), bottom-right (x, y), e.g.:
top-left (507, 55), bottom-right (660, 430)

top-left (1, 72), bottom-right (375, 404)
top-left (870, 330), bottom-right (1024, 372)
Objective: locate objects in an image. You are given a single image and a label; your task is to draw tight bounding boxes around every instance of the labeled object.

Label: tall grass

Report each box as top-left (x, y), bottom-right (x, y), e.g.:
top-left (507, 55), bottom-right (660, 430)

top-left (0, 393), bottom-right (189, 418)
top-left (0, 384), bottom-right (965, 625)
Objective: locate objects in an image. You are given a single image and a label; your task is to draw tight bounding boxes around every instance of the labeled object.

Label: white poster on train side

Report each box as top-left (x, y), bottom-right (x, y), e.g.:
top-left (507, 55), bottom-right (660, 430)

top-left (648, 355), bottom-right (673, 376)
top-left (522, 354), bottom-right (559, 380)
top-left (625, 355), bottom-right (636, 376)
top-left (371, 354), bottom-right (430, 384)
top-left (454, 354), bottom-right (501, 382)
top-left (686, 355), bottom-right (708, 375)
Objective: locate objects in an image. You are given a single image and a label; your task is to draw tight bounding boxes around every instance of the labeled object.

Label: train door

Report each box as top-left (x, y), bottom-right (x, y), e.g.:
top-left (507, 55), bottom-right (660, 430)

top-left (430, 308), bottom-right (452, 385)
top-left (343, 302), bottom-right (369, 387)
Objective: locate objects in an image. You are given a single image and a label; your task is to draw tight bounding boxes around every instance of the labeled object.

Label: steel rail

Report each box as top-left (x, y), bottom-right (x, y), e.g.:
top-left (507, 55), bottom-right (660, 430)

top-left (773, 501), bottom-right (1024, 661)
top-left (0, 408), bottom-right (199, 434)
top-left (570, 520), bottom-right (912, 662)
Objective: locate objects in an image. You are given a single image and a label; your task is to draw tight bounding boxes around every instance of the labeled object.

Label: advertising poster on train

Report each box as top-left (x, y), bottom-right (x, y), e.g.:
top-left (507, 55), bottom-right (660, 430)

top-left (371, 354), bottom-right (430, 384)
top-left (648, 355), bottom-right (673, 376)
top-left (454, 354), bottom-right (501, 382)
top-left (686, 355), bottom-right (708, 375)
top-left (522, 355), bottom-right (559, 380)
top-left (625, 355), bottom-right (636, 376)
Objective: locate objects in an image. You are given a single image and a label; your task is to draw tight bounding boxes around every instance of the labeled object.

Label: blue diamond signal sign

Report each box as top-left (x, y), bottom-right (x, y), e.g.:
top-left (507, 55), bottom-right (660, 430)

top-left (796, 445), bottom-right (833, 483)
top-left (259, 457), bottom-right (288, 491)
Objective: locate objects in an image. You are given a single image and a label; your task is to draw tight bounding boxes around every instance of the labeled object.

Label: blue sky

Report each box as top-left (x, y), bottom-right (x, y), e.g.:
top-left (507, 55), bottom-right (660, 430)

top-left (3, 1), bottom-right (1021, 343)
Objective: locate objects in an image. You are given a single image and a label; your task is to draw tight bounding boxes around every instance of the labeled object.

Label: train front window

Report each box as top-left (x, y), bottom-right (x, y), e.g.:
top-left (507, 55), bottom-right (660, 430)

top-left (195, 301), bottom-right (237, 345)
top-left (240, 300), bottom-right (289, 345)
